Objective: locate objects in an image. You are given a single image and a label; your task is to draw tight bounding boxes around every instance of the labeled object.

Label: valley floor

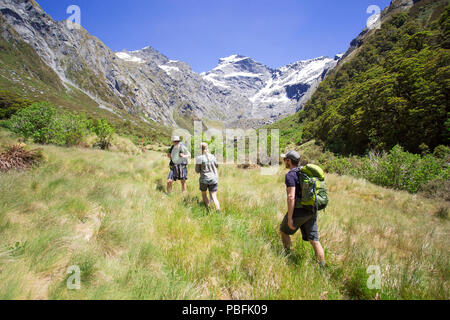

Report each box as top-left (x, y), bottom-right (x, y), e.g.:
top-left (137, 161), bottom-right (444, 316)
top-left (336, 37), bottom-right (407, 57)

top-left (0, 130), bottom-right (448, 300)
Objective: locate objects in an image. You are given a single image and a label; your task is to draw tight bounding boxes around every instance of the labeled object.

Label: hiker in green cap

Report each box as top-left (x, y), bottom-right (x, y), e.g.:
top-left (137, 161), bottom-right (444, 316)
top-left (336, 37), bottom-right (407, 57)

top-left (195, 143), bottom-right (220, 211)
top-left (280, 151), bottom-right (326, 267)
top-left (167, 136), bottom-right (191, 194)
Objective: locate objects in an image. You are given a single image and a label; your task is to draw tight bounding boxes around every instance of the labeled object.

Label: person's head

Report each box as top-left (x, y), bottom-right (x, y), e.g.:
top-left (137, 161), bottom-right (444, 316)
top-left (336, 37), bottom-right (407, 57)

top-left (172, 136), bottom-right (181, 146)
top-left (281, 151), bottom-right (300, 169)
top-left (201, 142), bottom-right (209, 154)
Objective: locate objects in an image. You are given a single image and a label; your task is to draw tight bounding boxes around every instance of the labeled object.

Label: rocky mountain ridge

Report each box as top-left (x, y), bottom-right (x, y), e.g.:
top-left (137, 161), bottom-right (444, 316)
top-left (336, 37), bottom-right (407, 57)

top-left (202, 54), bottom-right (341, 122)
top-left (0, 0), bottom-right (341, 128)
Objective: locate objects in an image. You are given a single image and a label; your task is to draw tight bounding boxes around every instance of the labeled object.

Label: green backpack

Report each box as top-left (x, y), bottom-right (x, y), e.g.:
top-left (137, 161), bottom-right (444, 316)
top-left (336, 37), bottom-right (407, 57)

top-left (296, 164), bottom-right (329, 213)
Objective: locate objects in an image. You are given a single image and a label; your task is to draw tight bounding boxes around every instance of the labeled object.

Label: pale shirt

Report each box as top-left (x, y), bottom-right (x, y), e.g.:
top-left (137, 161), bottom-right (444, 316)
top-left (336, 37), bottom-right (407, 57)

top-left (195, 153), bottom-right (219, 185)
top-left (171, 143), bottom-right (189, 165)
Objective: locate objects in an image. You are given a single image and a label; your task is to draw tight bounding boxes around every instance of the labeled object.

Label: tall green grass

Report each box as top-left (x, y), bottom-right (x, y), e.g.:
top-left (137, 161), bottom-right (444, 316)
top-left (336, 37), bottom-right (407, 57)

top-left (0, 130), bottom-right (448, 300)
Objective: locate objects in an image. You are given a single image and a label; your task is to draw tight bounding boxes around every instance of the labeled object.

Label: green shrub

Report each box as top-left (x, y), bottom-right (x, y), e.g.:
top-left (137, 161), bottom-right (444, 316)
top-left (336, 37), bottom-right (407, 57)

top-left (433, 145), bottom-right (450, 161)
top-left (5, 101), bottom-right (124, 151)
top-left (363, 146), bottom-right (449, 193)
top-left (313, 145), bottom-right (449, 195)
top-left (7, 102), bottom-right (90, 147)
top-left (92, 119), bottom-right (115, 150)
top-left (8, 102), bottom-right (58, 144)
top-left (56, 112), bottom-right (90, 146)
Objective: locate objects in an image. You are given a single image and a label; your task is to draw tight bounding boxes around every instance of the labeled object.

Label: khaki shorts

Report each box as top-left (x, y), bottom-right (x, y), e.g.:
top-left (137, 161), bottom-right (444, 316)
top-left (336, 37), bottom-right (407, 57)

top-left (280, 208), bottom-right (319, 242)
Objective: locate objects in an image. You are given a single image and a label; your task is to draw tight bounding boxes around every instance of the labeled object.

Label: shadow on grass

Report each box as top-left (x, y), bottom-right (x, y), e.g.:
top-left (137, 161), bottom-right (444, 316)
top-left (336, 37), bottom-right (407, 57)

top-left (155, 179), bottom-right (165, 193)
top-left (183, 195), bottom-right (213, 218)
top-left (281, 242), bottom-right (312, 267)
top-left (182, 194), bottom-right (202, 206)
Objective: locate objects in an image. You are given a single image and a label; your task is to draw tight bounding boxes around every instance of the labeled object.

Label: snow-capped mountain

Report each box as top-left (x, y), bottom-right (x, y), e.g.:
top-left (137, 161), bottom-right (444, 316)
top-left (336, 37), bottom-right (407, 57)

top-left (202, 54), bottom-right (341, 121)
top-left (0, 0), bottom-right (341, 128)
top-left (0, 0), bottom-right (250, 126)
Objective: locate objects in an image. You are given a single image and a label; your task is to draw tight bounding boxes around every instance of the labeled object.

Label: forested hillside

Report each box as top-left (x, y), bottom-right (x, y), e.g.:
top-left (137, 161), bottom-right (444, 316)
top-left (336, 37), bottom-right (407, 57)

top-left (297, 0), bottom-right (449, 155)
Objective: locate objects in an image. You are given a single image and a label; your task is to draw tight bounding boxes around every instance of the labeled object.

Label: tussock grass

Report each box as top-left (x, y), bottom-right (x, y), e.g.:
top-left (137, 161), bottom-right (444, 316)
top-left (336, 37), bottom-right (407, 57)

top-left (0, 130), bottom-right (448, 300)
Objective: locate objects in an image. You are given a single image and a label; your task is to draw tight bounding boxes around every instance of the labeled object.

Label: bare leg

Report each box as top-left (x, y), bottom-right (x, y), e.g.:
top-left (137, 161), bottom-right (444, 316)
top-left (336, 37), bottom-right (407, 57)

top-left (310, 240), bottom-right (325, 265)
top-left (210, 192), bottom-right (221, 211)
top-left (202, 191), bottom-right (210, 207)
top-left (281, 231), bottom-right (292, 251)
top-left (181, 180), bottom-right (187, 193)
top-left (167, 180), bottom-right (173, 194)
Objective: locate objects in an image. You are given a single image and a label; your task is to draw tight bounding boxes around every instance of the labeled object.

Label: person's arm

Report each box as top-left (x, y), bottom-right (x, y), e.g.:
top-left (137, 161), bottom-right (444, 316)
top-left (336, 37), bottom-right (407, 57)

top-left (180, 145), bottom-right (191, 159)
top-left (287, 187), bottom-right (296, 231)
top-left (194, 156), bottom-right (201, 173)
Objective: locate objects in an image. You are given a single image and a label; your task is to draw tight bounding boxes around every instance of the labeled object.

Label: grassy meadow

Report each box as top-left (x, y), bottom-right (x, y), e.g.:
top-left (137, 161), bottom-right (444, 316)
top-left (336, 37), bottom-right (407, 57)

top-left (0, 129), bottom-right (448, 300)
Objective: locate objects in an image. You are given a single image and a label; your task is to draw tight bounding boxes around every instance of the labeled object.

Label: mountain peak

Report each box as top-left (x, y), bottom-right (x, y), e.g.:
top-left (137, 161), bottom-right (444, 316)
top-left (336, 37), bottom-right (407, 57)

top-left (218, 54), bottom-right (250, 64)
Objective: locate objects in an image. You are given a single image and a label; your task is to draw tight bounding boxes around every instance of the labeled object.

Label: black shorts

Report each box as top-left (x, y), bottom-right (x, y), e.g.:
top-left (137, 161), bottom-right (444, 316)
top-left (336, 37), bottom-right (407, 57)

top-left (200, 183), bottom-right (218, 193)
top-left (280, 208), bottom-right (319, 242)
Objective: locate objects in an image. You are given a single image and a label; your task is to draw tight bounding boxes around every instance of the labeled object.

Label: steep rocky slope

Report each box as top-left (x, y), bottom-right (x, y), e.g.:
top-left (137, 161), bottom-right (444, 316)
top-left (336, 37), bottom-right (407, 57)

top-left (0, 0), bottom-right (341, 129)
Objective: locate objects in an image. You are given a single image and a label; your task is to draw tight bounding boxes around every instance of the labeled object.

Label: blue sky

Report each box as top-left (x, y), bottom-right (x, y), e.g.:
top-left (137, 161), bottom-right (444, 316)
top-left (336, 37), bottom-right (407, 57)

top-left (37, 0), bottom-right (391, 73)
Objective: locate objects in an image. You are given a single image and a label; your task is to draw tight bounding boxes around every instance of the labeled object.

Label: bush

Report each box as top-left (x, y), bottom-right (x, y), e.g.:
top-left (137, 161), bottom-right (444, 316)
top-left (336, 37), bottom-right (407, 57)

top-left (307, 144), bottom-right (449, 196)
top-left (7, 102), bottom-right (57, 144)
top-left (92, 119), bottom-right (115, 150)
top-left (56, 112), bottom-right (90, 146)
top-left (7, 102), bottom-right (93, 147)
top-left (363, 146), bottom-right (449, 193)
top-left (433, 145), bottom-right (450, 161)
top-left (5, 101), bottom-right (126, 152)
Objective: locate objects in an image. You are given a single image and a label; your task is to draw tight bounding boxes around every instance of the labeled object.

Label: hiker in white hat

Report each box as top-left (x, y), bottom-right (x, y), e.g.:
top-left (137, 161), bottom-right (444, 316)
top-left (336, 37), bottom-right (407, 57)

top-left (167, 136), bottom-right (191, 194)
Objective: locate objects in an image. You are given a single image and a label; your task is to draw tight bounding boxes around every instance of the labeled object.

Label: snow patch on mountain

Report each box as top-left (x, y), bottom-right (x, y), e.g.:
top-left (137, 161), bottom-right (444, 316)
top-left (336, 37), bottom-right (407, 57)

top-left (223, 72), bottom-right (262, 78)
top-left (115, 52), bottom-right (145, 64)
top-left (219, 54), bottom-right (248, 64)
top-left (202, 74), bottom-right (230, 89)
top-left (202, 54), bottom-right (341, 120)
top-left (159, 64), bottom-right (181, 76)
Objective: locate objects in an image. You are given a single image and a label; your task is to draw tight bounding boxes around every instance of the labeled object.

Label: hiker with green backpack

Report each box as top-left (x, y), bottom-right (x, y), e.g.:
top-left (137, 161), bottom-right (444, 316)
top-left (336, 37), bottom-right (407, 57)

top-left (280, 151), bottom-right (328, 267)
